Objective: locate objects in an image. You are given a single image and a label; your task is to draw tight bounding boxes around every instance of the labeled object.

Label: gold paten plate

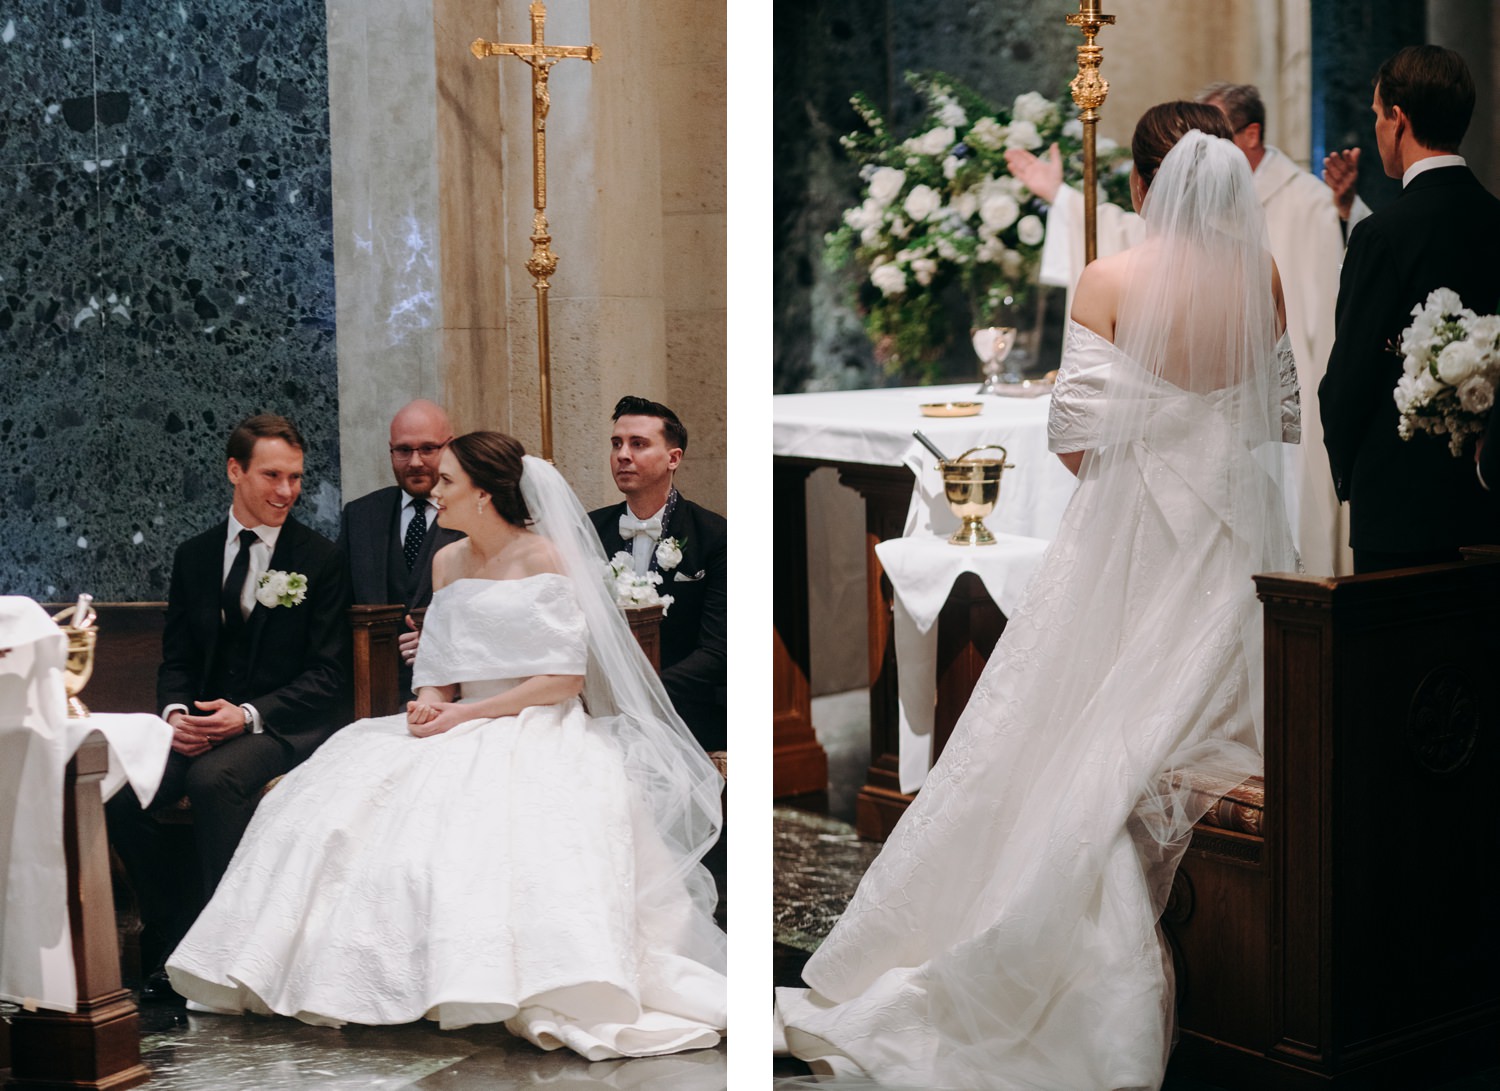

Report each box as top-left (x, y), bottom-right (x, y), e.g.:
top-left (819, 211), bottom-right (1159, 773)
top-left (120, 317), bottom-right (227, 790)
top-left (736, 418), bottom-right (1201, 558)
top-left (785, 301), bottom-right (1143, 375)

top-left (920, 401), bottom-right (982, 418)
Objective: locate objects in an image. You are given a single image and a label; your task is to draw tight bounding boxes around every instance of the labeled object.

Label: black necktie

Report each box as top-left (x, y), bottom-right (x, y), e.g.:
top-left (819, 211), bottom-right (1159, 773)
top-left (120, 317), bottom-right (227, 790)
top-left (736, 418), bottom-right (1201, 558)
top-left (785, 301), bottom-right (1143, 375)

top-left (222, 528), bottom-right (259, 629)
top-left (403, 499), bottom-right (428, 571)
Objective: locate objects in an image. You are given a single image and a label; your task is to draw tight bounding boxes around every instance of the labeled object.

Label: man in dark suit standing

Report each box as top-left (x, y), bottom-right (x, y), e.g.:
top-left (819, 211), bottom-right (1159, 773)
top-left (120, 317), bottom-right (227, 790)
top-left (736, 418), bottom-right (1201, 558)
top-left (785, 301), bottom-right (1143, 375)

top-left (1320, 45), bottom-right (1500, 573)
top-left (107, 414), bottom-right (351, 1001)
top-left (338, 399), bottom-right (463, 693)
top-left (589, 396), bottom-right (727, 751)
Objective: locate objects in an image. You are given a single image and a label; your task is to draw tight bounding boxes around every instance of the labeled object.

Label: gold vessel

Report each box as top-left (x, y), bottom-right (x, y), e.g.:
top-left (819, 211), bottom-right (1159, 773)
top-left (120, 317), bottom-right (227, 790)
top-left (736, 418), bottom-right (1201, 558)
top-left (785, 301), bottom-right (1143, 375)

top-left (51, 600), bottom-right (98, 719)
top-left (940, 445), bottom-right (1015, 546)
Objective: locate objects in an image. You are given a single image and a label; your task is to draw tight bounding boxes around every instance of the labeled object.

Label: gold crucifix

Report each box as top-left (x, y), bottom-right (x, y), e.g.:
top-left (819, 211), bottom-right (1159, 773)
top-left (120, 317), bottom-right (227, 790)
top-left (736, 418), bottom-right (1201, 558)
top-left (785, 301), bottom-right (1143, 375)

top-left (472, 2), bottom-right (600, 460)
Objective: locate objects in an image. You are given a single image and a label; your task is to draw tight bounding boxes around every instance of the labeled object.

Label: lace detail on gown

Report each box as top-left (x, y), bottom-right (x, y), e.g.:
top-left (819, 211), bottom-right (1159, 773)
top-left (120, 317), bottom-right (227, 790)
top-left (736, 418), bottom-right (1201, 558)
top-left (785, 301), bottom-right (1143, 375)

top-left (777, 320), bottom-right (1296, 1089)
top-left (167, 575), bottom-right (724, 1059)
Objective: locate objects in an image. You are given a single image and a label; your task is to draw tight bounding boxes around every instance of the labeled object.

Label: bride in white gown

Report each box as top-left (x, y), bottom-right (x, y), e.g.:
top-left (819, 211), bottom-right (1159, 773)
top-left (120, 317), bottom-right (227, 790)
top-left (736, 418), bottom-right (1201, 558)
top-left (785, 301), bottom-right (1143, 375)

top-left (777, 105), bottom-right (1299, 1089)
top-left (168, 432), bottom-right (726, 1060)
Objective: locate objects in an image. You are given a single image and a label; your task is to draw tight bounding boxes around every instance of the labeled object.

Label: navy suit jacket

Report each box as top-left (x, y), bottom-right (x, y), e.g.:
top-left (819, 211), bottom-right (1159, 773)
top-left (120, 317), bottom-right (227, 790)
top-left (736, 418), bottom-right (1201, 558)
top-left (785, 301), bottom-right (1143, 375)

top-left (1319, 165), bottom-right (1500, 554)
top-left (158, 515), bottom-right (352, 763)
top-left (590, 496), bottom-right (727, 750)
top-left (338, 485), bottom-right (464, 611)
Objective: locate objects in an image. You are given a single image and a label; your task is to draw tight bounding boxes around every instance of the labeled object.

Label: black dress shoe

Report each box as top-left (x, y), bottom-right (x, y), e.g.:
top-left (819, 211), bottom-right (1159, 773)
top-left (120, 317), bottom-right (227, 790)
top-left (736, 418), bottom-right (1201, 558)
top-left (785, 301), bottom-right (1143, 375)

top-left (140, 969), bottom-right (185, 1005)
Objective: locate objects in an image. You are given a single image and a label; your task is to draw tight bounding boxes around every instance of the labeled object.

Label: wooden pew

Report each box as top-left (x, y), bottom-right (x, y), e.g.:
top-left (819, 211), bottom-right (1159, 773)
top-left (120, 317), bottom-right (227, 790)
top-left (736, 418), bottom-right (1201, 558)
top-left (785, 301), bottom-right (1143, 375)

top-left (1166, 554), bottom-right (1500, 1088)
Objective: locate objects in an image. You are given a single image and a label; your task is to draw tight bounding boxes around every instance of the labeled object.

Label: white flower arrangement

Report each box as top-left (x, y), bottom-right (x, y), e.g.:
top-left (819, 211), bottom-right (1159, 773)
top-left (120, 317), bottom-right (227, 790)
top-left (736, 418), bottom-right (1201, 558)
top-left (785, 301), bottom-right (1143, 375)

top-left (1394, 288), bottom-right (1500, 456)
top-left (255, 570), bottom-right (308, 608)
top-left (827, 72), bottom-right (1133, 383)
top-left (604, 552), bottom-right (674, 615)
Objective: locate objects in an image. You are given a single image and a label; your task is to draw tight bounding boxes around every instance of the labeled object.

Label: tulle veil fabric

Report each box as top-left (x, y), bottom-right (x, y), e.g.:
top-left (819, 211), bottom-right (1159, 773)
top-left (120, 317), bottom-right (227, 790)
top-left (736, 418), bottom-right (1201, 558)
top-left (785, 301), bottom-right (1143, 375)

top-left (518, 456), bottom-right (726, 960)
top-left (776, 131), bottom-right (1297, 1088)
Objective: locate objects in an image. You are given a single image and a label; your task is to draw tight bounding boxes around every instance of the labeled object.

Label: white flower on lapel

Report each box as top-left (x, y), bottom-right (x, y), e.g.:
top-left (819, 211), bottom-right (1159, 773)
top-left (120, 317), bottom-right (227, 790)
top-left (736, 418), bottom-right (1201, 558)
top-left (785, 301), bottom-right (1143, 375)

top-left (256, 570), bottom-right (308, 608)
top-left (655, 536), bottom-right (684, 572)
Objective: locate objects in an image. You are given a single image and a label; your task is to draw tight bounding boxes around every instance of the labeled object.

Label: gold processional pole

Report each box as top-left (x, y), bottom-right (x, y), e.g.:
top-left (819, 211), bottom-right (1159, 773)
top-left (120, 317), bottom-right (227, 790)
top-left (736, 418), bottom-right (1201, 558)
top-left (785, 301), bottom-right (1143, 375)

top-left (1066, 0), bottom-right (1114, 265)
top-left (472, 2), bottom-right (600, 461)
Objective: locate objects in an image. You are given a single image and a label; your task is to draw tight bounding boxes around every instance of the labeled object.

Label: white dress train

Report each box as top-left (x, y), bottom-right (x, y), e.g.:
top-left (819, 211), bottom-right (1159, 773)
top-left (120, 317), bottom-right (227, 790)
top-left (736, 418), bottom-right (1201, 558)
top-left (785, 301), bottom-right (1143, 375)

top-left (168, 574), bottom-right (724, 1059)
top-left (776, 320), bottom-right (1298, 1089)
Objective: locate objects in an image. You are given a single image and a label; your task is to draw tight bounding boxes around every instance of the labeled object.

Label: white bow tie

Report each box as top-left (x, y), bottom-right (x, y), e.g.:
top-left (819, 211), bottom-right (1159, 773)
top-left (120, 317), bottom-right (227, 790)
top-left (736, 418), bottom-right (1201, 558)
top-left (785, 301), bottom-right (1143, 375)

top-left (619, 512), bottom-right (663, 541)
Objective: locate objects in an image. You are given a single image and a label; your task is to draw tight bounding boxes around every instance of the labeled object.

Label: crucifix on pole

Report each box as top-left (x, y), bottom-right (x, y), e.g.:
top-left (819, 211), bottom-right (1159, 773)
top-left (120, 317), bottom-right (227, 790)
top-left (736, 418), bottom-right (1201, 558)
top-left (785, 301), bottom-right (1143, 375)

top-left (472, 2), bottom-right (600, 461)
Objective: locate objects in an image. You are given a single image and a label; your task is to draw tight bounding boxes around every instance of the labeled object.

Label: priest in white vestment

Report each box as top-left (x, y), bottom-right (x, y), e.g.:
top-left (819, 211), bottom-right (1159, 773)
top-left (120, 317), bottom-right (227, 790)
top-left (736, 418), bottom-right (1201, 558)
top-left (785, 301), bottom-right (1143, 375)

top-left (1013, 84), bottom-right (1368, 576)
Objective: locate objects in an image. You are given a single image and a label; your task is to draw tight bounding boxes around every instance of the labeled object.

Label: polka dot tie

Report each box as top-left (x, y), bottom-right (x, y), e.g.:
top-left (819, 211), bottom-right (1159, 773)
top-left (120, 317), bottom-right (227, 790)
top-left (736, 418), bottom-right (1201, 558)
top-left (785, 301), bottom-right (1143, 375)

top-left (403, 498), bottom-right (428, 571)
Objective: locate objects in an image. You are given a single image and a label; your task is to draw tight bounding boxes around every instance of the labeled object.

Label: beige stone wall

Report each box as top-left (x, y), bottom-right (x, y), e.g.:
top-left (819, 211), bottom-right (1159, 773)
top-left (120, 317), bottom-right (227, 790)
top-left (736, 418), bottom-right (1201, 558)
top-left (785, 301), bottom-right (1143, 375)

top-left (329, 0), bottom-right (726, 516)
top-left (1091, 0), bottom-right (1313, 167)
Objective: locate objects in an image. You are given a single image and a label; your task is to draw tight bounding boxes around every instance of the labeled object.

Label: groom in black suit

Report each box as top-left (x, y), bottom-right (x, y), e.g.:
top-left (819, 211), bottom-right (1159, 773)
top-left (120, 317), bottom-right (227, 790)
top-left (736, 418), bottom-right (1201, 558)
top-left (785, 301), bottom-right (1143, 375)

top-left (589, 396), bottom-right (727, 751)
top-left (338, 399), bottom-right (464, 694)
top-left (107, 414), bottom-right (351, 1000)
top-left (1319, 45), bottom-right (1500, 573)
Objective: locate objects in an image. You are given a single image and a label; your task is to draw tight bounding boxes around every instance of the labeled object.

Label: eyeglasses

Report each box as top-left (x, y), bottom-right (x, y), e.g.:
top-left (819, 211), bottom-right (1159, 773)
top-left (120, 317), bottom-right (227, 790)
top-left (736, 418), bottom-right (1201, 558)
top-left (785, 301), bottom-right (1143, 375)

top-left (389, 442), bottom-right (449, 462)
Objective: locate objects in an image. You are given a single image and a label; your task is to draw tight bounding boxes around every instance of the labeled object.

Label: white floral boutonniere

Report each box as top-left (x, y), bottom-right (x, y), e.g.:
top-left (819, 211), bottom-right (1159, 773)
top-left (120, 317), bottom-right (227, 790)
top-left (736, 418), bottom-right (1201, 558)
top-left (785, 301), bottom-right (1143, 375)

top-left (256, 570), bottom-right (308, 608)
top-left (604, 552), bottom-right (674, 615)
top-left (654, 536), bottom-right (684, 572)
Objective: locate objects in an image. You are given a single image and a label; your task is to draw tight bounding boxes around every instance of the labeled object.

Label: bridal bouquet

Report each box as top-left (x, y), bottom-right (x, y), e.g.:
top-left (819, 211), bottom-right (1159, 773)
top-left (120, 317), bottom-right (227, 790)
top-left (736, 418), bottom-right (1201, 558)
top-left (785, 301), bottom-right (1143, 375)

top-left (1393, 288), bottom-right (1500, 455)
top-left (826, 72), bottom-right (1133, 382)
top-left (604, 553), bottom-right (674, 614)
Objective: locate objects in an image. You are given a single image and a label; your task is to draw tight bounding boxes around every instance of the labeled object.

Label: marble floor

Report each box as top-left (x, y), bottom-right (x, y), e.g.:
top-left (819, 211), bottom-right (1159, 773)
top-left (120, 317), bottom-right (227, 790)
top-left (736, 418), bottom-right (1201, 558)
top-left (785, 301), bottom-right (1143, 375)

top-left (4, 1001), bottom-right (726, 1090)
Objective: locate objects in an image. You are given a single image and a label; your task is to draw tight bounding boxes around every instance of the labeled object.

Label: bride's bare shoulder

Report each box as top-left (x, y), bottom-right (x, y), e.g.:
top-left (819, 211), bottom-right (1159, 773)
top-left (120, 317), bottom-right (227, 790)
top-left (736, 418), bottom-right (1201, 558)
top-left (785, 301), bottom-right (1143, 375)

top-left (1070, 250), bottom-right (1132, 341)
top-left (431, 539), bottom-right (471, 590)
top-left (512, 531), bottom-right (566, 578)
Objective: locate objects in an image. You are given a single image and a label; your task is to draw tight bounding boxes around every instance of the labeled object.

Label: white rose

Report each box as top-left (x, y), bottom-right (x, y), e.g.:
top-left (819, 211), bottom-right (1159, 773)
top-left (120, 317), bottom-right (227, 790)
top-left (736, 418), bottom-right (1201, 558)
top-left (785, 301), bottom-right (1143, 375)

top-left (902, 126), bottom-right (956, 157)
top-left (1012, 91), bottom-right (1055, 127)
top-left (871, 263), bottom-right (907, 297)
top-left (1436, 338), bottom-right (1485, 385)
top-left (976, 237), bottom-right (1003, 264)
top-left (1458, 374), bottom-right (1495, 414)
top-left (1062, 117), bottom-right (1083, 140)
top-left (966, 117), bottom-right (1007, 150)
top-left (889, 216), bottom-right (911, 239)
top-left (942, 155), bottom-right (961, 180)
top-left (1000, 248), bottom-right (1025, 278)
top-left (860, 223), bottom-right (883, 247)
top-left (1422, 287), bottom-right (1465, 318)
top-left (911, 258), bottom-right (938, 286)
top-left (951, 192), bottom-right (978, 220)
top-left (255, 582), bottom-right (281, 608)
top-left (1465, 313), bottom-right (1500, 348)
top-left (936, 99), bottom-right (968, 128)
top-left (868, 166), bottom-right (906, 206)
top-left (903, 184), bottom-right (942, 222)
top-left (843, 198), bottom-right (881, 232)
top-left (1005, 119), bottom-right (1043, 151)
top-left (1016, 214), bottom-right (1044, 246)
top-left (979, 193), bottom-right (1019, 231)
top-left (655, 538), bottom-right (682, 570)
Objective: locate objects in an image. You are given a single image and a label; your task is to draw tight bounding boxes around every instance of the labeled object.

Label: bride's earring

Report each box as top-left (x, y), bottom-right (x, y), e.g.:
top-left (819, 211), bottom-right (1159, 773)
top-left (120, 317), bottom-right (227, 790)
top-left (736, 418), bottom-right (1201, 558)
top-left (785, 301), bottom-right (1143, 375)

top-left (476, 495), bottom-right (487, 515)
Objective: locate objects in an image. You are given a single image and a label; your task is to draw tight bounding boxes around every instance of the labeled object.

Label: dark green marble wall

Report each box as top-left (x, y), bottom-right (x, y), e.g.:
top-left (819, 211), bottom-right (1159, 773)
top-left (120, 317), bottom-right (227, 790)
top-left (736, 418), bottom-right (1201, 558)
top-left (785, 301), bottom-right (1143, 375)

top-left (0, 0), bottom-right (339, 602)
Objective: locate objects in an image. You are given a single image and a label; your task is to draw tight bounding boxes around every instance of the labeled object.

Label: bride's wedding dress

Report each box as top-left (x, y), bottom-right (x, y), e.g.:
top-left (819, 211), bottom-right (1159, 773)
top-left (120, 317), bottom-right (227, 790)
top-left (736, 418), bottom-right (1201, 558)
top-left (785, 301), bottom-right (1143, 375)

top-left (168, 463), bottom-right (725, 1060)
top-left (777, 131), bottom-right (1299, 1089)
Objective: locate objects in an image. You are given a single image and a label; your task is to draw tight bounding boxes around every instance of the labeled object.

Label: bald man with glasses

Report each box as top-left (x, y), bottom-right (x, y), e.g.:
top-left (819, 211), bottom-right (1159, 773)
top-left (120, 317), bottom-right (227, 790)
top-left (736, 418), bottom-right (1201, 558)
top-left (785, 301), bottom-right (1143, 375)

top-left (337, 399), bottom-right (465, 695)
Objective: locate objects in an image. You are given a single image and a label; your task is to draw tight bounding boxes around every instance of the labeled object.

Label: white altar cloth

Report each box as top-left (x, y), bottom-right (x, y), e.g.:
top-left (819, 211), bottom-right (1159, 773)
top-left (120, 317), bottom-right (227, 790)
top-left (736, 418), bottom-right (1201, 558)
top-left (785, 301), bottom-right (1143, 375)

top-left (875, 534), bottom-right (1051, 792)
top-left (773, 383), bottom-right (1077, 542)
top-left (1, 596), bottom-right (172, 1012)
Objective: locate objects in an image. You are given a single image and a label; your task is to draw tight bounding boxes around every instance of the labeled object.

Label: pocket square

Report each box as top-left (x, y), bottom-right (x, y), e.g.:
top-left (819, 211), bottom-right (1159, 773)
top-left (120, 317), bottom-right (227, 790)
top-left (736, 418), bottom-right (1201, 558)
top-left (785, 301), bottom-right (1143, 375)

top-left (673, 569), bottom-right (707, 583)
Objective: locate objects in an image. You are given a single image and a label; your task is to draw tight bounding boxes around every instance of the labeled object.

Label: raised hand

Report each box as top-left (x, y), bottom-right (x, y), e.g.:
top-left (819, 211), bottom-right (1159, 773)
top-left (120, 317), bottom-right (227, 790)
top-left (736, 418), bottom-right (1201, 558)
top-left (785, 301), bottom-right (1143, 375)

top-left (1005, 143), bottom-right (1063, 203)
top-left (1323, 147), bottom-right (1360, 220)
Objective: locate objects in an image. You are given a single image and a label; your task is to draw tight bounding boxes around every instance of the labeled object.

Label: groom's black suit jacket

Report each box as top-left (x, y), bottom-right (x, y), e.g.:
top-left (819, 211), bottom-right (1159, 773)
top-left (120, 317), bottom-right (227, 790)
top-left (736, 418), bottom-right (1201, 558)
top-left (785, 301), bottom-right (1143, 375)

top-left (158, 515), bottom-right (353, 764)
top-left (1320, 165), bottom-right (1500, 555)
top-left (590, 496), bottom-right (727, 751)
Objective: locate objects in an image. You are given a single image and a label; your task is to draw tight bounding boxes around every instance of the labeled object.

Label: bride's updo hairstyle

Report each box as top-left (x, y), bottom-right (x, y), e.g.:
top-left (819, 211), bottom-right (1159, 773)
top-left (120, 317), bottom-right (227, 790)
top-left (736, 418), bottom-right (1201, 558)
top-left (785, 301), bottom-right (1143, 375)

top-left (448, 431), bottom-right (531, 527)
top-left (1131, 101), bottom-right (1234, 191)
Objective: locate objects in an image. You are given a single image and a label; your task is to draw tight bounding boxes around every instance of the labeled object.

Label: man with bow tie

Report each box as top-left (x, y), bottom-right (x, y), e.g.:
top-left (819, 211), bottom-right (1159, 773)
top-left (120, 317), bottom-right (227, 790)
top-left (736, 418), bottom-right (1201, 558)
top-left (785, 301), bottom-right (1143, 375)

top-left (589, 396), bottom-right (727, 751)
top-left (338, 399), bottom-right (465, 695)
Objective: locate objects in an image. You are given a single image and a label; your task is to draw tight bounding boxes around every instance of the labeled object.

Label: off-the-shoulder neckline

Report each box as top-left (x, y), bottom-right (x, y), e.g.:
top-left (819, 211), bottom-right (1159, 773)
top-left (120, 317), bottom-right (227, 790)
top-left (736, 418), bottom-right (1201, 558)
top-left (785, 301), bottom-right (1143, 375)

top-left (435, 572), bottom-right (569, 594)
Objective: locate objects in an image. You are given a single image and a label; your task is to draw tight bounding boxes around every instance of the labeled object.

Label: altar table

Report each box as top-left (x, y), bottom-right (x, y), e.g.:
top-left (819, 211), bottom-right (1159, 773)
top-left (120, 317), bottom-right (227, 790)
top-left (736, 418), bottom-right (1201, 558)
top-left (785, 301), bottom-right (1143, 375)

top-left (773, 384), bottom-right (1076, 831)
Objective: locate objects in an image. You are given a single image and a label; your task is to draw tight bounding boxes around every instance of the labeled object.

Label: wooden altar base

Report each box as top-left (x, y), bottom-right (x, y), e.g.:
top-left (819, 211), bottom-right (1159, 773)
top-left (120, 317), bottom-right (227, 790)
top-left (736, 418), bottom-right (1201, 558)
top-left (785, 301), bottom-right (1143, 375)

top-left (7, 737), bottom-right (149, 1091)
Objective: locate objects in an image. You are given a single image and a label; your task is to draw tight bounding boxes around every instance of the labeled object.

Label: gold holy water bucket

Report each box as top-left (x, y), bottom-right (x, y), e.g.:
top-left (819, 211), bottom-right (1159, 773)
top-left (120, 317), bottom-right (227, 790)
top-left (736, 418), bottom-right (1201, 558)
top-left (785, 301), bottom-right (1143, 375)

top-left (50, 603), bottom-right (98, 718)
top-left (940, 444), bottom-right (1015, 546)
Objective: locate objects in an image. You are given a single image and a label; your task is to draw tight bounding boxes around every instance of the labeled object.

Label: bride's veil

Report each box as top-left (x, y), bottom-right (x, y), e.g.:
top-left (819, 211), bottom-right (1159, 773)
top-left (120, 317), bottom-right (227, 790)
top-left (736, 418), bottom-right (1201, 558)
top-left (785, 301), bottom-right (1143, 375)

top-left (518, 456), bottom-right (725, 961)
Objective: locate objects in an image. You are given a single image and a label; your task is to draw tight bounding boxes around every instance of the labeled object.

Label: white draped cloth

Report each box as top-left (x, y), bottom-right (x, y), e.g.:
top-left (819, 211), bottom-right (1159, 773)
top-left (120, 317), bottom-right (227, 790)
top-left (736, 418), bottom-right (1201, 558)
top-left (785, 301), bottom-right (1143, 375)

top-left (1038, 146), bottom-right (1362, 575)
top-left (0, 596), bottom-right (171, 1012)
top-left (874, 534), bottom-right (1050, 793)
top-left (168, 574), bottom-right (725, 1059)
